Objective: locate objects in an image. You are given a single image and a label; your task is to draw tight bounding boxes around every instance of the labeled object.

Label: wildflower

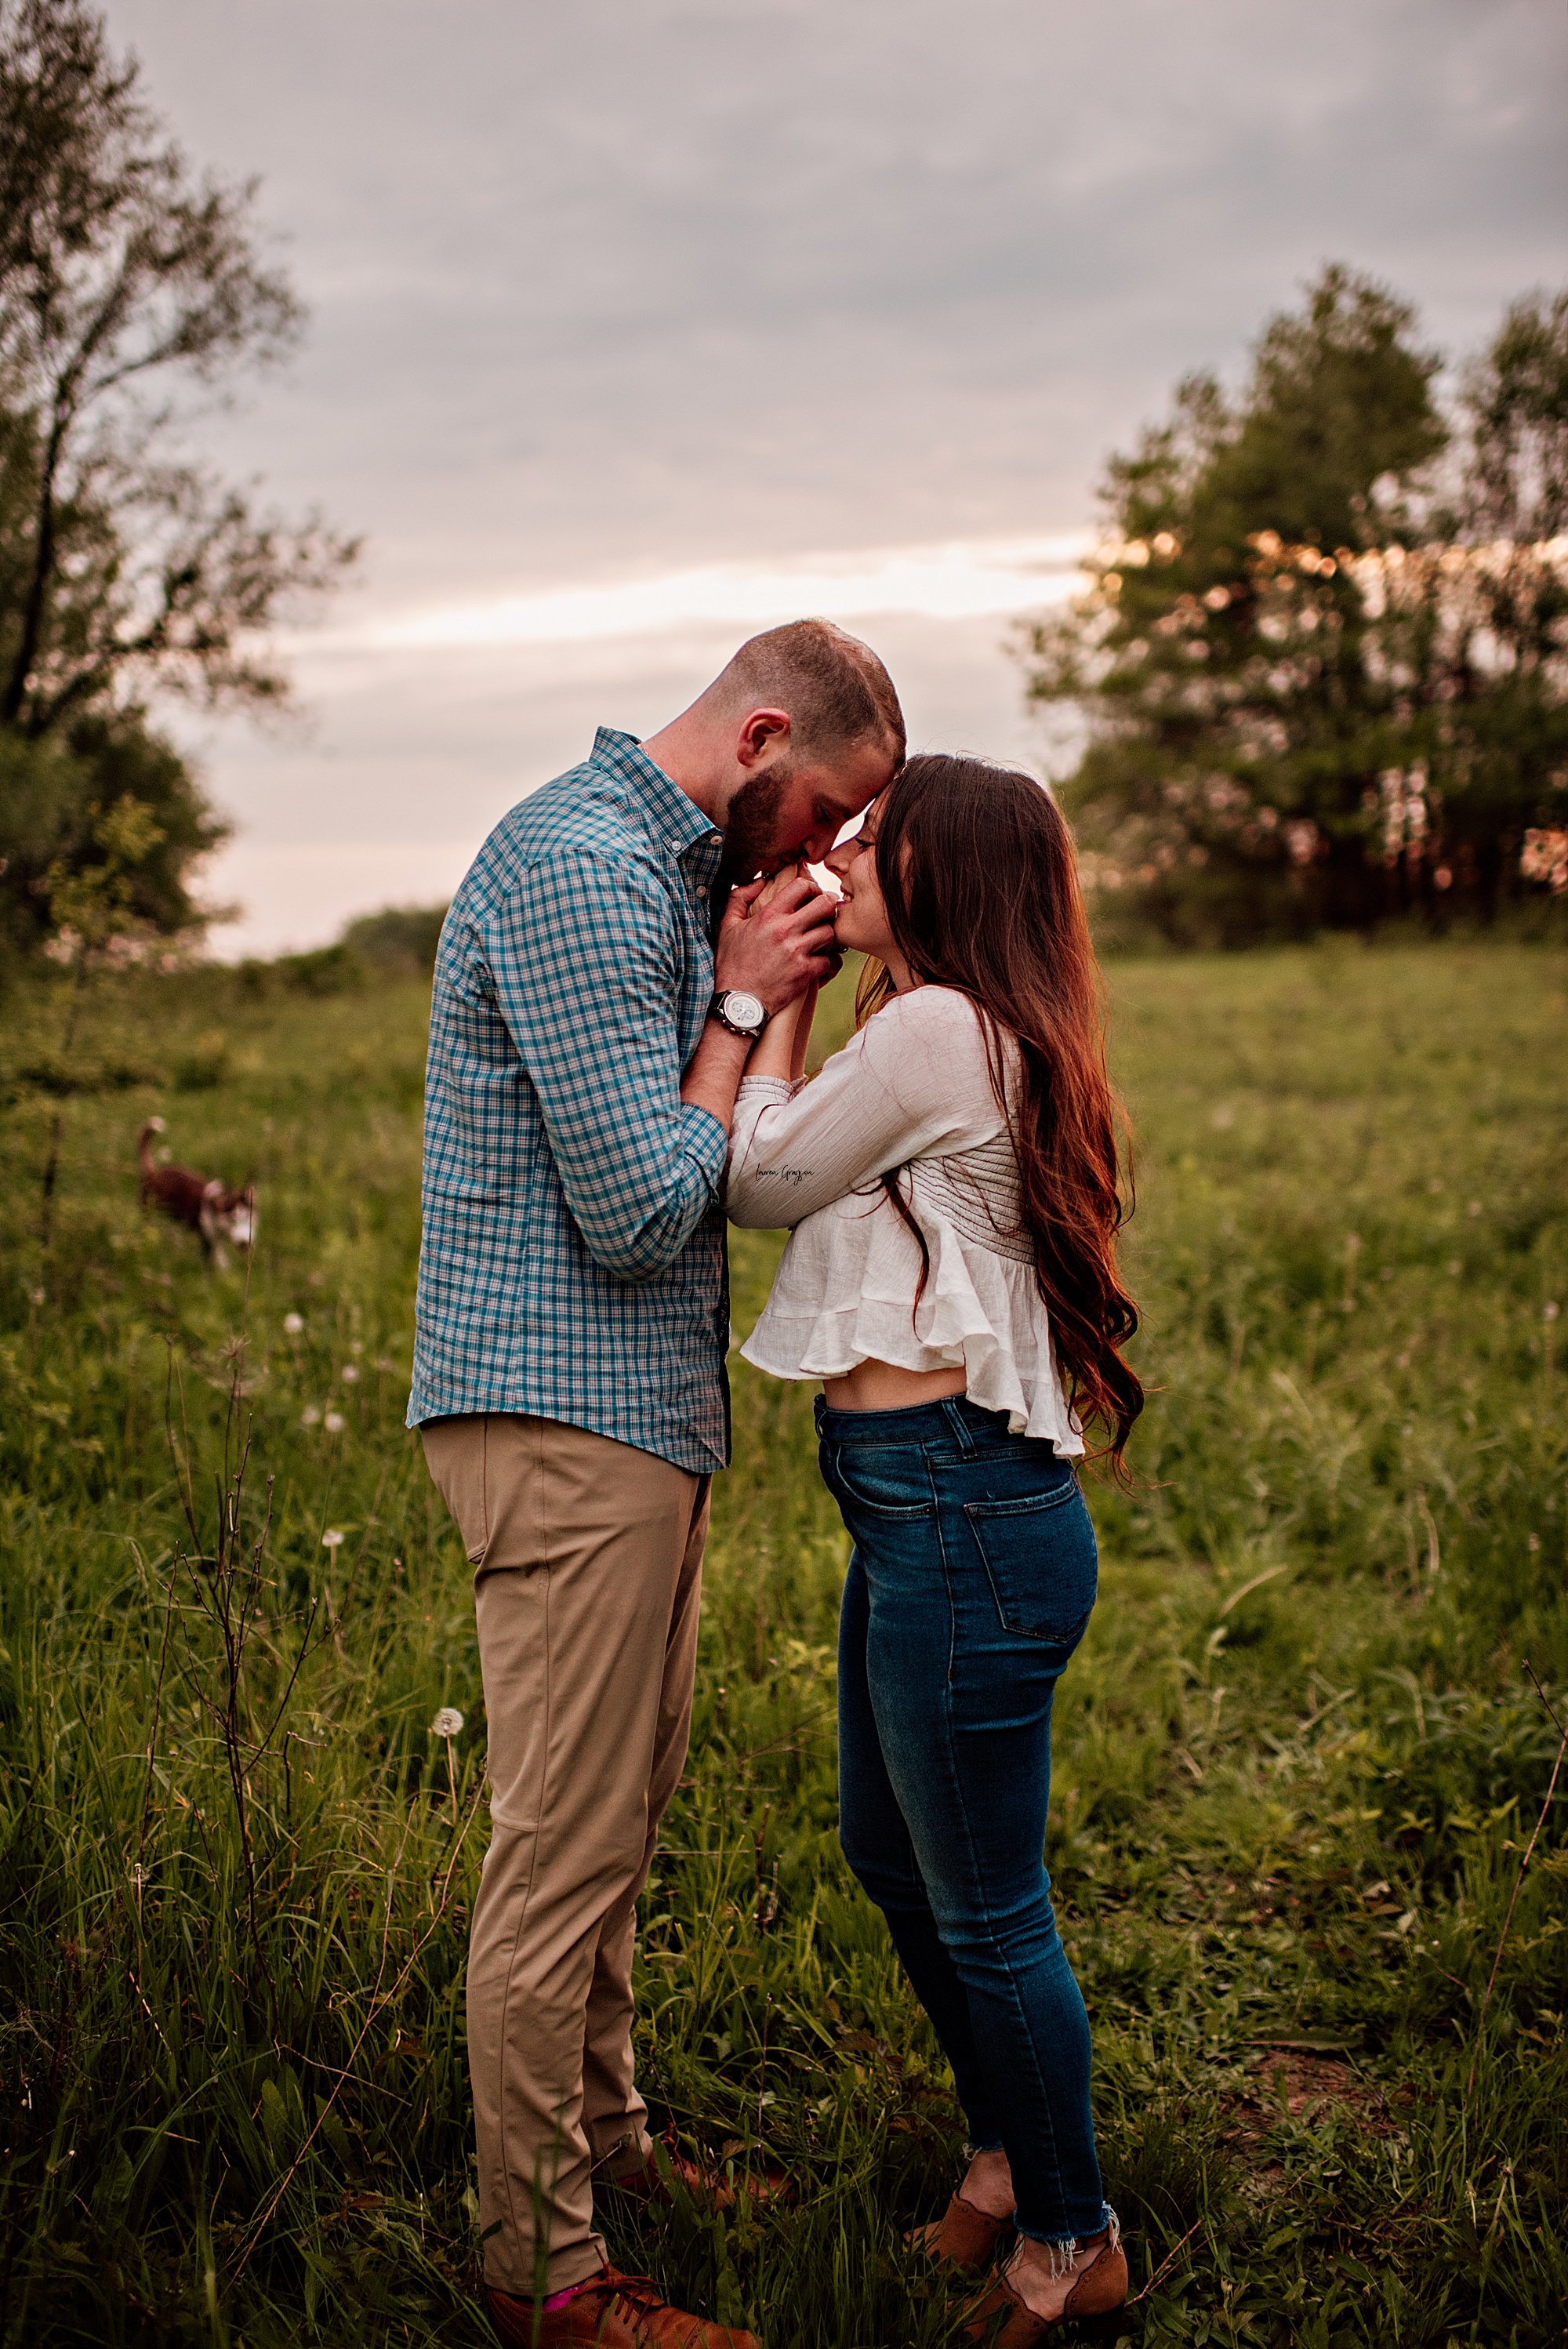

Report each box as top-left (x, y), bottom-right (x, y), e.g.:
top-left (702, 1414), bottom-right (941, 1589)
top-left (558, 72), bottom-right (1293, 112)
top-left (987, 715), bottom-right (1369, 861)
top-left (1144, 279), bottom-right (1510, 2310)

top-left (324, 1410), bottom-right (345, 1434)
top-left (284, 1312), bottom-right (304, 1334)
top-left (300, 1405), bottom-right (321, 1427)
top-left (341, 1363), bottom-right (360, 1384)
top-left (321, 1528), bottom-right (346, 1552)
top-left (430, 1707), bottom-right (465, 1823)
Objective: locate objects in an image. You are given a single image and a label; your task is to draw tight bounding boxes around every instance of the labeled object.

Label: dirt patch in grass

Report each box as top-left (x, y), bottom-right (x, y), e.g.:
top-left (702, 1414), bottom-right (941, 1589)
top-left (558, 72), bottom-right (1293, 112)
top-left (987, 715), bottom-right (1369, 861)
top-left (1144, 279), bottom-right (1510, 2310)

top-left (1228, 2042), bottom-right (1403, 2138)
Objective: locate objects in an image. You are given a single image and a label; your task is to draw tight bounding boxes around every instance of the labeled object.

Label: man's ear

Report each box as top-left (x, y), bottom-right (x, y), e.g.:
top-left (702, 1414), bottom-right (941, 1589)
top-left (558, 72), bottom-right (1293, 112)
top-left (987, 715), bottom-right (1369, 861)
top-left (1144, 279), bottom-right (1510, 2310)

top-left (735, 706), bottom-right (793, 768)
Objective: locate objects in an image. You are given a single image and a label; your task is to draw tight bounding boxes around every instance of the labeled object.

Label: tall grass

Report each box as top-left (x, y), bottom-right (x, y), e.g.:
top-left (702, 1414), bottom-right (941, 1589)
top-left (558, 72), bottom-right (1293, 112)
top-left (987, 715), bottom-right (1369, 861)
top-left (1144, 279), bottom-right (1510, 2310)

top-left (1, 939), bottom-right (1564, 2346)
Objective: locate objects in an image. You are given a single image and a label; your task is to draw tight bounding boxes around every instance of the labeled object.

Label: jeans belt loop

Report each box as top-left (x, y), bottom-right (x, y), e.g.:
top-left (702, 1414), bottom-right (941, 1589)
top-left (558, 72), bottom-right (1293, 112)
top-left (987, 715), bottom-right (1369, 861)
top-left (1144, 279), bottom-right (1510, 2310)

top-left (940, 1396), bottom-right (976, 1454)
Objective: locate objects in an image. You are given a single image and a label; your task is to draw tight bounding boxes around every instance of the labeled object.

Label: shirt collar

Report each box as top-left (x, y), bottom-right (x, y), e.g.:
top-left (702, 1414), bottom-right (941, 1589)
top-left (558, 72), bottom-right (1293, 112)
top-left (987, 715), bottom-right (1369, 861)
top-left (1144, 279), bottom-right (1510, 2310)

top-left (590, 726), bottom-right (721, 862)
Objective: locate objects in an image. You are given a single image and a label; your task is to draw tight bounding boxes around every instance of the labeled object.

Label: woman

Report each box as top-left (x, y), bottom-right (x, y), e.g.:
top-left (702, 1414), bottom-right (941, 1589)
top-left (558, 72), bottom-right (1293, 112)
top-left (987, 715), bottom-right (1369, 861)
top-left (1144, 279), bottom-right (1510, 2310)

top-left (726, 755), bottom-right (1142, 2344)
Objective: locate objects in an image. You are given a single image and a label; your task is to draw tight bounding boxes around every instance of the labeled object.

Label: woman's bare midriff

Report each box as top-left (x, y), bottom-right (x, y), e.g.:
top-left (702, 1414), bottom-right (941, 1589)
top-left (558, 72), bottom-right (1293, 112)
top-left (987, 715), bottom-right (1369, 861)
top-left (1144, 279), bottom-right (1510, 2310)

top-left (821, 1357), bottom-right (968, 1412)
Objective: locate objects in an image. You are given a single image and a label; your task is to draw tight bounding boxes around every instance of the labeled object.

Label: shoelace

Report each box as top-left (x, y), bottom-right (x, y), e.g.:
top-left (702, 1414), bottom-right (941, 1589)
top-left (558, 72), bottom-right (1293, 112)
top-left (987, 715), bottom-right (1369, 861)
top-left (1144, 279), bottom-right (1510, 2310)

top-left (591, 2270), bottom-right (678, 2330)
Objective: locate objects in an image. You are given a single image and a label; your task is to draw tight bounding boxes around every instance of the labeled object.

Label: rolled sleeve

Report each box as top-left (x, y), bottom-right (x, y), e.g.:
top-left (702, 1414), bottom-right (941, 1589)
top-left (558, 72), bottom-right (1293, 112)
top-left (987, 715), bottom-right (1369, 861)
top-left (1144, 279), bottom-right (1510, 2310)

top-left (489, 852), bottom-right (727, 1280)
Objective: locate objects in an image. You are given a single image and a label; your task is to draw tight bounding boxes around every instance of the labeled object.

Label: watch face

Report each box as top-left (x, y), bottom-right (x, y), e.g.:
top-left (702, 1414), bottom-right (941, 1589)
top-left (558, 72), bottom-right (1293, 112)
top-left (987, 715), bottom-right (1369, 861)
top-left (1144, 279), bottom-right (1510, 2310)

top-left (725, 991), bottom-right (764, 1031)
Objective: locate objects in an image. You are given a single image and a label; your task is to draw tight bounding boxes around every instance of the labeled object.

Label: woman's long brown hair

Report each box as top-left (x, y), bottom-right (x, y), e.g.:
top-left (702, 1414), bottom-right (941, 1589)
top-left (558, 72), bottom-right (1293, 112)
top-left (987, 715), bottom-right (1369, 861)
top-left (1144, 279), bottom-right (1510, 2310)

top-left (855, 753), bottom-right (1143, 1468)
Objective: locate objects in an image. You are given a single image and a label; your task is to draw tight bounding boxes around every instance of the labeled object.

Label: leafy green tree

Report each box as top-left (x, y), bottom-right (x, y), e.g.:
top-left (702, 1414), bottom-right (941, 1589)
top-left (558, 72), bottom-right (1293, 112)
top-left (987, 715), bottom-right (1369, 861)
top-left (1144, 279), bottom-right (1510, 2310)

top-left (1429, 291), bottom-right (1568, 904)
top-left (0, 712), bottom-right (228, 959)
top-left (1021, 267), bottom-right (1568, 940)
top-left (0, 0), bottom-right (356, 951)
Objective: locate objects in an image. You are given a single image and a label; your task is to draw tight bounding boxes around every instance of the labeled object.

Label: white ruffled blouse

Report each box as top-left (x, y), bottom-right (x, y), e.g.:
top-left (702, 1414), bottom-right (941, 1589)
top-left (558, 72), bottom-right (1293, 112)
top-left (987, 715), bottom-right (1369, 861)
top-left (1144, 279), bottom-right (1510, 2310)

top-left (726, 985), bottom-right (1082, 1454)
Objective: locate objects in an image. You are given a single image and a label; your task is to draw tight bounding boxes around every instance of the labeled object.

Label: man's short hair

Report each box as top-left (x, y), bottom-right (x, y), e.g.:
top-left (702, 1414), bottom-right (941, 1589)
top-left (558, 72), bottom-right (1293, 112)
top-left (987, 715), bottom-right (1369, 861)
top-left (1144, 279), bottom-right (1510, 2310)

top-left (713, 619), bottom-right (906, 769)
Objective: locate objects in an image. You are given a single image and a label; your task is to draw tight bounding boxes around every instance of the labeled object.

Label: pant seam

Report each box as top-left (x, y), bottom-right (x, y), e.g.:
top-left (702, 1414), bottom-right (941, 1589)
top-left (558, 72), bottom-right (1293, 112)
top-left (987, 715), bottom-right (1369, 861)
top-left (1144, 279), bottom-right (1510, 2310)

top-left (929, 1490), bottom-right (1073, 2238)
top-left (492, 1415), bottom-right (559, 2280)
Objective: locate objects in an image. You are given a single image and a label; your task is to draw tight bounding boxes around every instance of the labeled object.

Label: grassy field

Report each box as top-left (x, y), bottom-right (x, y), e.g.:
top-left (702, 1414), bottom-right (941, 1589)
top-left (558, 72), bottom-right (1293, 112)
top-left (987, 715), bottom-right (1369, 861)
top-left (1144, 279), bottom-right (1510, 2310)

top-left (1, 937), bottom-right (1565, 2348)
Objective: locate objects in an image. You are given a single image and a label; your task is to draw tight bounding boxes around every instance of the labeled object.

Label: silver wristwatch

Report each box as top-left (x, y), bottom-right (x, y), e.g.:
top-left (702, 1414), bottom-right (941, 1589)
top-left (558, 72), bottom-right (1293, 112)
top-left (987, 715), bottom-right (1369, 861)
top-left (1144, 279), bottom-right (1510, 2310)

top-left (710, 988), bottom-right (766, 1038)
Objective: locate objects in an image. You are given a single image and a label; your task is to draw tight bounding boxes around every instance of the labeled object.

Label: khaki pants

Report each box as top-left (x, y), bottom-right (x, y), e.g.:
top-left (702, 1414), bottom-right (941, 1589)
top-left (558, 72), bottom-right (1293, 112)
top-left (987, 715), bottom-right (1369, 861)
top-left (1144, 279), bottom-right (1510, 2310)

top-left (421, 1412), bottom-right (709, 2296)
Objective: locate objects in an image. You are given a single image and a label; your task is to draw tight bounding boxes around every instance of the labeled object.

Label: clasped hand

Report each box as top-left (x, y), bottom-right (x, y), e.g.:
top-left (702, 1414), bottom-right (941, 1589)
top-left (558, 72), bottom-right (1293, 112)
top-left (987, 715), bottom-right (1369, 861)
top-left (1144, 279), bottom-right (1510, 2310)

top-left (715, 863), bottom-right (840, 1014)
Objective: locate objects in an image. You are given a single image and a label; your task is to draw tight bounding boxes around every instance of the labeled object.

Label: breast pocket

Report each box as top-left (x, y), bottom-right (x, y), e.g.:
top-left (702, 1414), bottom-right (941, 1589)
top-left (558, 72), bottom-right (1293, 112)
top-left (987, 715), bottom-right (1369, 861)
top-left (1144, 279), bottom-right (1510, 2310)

top-left (964, 1481), bottom-right (1098, 1643)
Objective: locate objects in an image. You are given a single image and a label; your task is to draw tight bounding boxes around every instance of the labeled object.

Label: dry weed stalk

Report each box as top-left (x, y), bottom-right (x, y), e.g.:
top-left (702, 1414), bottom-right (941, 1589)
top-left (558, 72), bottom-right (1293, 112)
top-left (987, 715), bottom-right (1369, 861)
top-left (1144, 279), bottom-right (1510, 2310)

top-left (228, 1770), bottom-right (488, 2285)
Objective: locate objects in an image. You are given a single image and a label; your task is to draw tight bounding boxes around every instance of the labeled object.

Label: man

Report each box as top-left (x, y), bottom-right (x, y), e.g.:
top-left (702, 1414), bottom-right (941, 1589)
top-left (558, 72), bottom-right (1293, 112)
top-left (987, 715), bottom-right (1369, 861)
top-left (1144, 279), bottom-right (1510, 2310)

top-left (411, 619), bottom-right (904, 2348)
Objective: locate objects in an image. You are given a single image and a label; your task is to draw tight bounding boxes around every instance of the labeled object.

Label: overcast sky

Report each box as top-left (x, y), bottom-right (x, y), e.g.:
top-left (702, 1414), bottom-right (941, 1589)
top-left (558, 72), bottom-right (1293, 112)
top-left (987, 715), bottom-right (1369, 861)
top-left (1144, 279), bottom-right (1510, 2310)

top-left (101, 0), bottom-right (1568, 953)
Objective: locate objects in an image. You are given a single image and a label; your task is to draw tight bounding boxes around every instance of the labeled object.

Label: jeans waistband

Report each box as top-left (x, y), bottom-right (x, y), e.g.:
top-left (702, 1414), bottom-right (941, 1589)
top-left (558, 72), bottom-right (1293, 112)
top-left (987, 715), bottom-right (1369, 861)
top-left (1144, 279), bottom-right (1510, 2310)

top-left (815, 1393), bottom-right (1029, 1450)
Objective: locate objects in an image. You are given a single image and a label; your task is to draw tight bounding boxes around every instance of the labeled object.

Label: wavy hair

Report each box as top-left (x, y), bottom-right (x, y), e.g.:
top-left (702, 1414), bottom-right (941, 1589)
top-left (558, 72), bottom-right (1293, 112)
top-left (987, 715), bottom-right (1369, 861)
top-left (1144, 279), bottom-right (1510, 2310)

top-left (854, 753), bottom-right (1143, 1467)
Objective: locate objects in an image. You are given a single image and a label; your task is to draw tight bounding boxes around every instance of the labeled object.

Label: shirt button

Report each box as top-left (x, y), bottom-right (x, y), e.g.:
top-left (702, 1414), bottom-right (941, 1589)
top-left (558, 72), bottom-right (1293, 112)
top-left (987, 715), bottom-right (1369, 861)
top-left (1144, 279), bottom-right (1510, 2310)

top-left (695, 882), bottom-right (708, 897)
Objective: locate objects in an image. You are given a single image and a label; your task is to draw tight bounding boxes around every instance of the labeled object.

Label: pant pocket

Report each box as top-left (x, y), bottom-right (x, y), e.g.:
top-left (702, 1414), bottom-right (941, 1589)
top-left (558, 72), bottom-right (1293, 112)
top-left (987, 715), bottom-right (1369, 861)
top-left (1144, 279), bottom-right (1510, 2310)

top-left (820, 1439), bottom-right (934, 1520)
top-left (963, 1481), bottom-right (1098, 1642)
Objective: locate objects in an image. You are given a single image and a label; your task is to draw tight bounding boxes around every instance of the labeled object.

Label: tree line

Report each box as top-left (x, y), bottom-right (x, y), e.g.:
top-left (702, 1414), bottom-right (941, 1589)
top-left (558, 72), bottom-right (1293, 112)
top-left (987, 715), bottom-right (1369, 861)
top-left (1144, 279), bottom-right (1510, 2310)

top-left (1019, 266), bottom-right (1568, 943)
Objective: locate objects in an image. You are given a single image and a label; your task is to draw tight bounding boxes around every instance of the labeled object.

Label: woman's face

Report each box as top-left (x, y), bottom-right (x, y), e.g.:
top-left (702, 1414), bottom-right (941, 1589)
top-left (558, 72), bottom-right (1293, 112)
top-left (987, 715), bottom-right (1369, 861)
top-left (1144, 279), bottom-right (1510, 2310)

top-left (823, 804), bottom-right (897, 960)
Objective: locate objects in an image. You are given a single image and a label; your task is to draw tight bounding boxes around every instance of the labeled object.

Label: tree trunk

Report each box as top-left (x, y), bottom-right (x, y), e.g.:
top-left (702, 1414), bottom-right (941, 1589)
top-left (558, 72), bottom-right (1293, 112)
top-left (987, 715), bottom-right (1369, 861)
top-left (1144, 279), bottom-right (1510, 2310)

top-left (2, 401), bottom-right (68, 729)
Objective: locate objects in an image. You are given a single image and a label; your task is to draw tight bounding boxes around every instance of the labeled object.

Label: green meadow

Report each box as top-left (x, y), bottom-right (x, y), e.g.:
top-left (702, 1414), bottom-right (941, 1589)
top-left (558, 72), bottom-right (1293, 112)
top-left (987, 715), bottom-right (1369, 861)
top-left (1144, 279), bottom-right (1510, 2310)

top-left (1, 938), bottom-right (1565, 2348)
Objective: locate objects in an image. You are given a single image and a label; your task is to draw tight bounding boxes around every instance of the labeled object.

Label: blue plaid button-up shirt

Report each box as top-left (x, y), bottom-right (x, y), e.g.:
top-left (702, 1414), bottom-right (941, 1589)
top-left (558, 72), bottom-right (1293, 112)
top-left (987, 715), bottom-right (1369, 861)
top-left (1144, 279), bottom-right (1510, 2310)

top-left (408, 728), bottom-right (731, 1473)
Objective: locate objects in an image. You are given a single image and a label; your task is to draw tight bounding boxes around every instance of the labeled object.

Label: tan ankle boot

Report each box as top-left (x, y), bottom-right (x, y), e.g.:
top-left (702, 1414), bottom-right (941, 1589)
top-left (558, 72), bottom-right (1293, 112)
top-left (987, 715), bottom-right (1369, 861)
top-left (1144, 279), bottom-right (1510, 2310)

top-left (907, 2190), bottom-right (1013, 2272)
top-left (964, 2214), bottom-right (1127, 2344)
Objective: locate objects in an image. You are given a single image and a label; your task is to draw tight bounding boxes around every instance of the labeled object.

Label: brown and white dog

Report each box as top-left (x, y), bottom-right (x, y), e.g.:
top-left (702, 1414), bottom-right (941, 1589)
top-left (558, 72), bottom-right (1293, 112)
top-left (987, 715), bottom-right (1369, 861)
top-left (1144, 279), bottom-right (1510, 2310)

top-left (138, 1118), bottom-right (256, 1268)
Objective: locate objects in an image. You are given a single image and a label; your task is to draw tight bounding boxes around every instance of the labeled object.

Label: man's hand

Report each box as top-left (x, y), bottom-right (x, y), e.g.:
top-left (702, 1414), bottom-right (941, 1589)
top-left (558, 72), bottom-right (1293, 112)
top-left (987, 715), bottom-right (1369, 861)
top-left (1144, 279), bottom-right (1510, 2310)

top-left (715, 866), bottom-right (838, 1012)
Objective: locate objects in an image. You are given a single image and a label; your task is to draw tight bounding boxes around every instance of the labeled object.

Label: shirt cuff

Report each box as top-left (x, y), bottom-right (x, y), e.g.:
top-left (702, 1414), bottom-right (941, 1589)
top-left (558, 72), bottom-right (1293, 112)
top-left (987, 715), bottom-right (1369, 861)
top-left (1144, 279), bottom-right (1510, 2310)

top-left (680, 1099), bottom-right (731, 1177)
top-left (735, 1075), bottom-right (804, 1105)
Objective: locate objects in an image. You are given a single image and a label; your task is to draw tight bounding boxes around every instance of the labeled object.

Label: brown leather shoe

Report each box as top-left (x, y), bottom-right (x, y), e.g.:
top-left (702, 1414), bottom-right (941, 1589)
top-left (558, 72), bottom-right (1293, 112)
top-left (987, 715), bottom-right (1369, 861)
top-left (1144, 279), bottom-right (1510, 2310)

top-left (486, 2266), bottom-right (760, 2348)
top-left (907, 2191), bottom-right (1013, 2273)
top-left (598, 2130), bottom-right (793, 2212)
top-left (964, 2218), bottom-right (1127, 2344)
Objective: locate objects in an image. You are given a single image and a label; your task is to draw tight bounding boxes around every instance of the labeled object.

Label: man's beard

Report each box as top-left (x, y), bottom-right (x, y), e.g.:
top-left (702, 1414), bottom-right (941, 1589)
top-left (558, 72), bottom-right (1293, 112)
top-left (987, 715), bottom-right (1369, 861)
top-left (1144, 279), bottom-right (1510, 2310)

top-left (718, 762), bottom-right (793, 886)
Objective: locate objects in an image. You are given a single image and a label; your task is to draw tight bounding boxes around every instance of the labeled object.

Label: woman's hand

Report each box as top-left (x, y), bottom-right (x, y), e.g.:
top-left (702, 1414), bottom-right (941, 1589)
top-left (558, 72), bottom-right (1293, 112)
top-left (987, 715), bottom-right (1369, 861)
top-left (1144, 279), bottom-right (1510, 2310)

top-left (714, 864), bottom-right (838, 1014)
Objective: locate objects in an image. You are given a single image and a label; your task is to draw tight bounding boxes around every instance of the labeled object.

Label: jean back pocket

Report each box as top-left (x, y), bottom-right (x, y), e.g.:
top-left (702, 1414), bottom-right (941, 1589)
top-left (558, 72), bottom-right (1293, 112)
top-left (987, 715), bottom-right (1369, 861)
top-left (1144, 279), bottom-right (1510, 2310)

top-left (963, 1481), bottom-right (1098, 1643)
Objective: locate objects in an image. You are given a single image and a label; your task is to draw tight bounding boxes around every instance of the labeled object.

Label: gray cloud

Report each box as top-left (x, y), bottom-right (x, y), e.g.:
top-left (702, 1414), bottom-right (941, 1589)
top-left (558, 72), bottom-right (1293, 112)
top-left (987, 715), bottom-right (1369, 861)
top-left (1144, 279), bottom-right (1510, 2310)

top-left (94, 0), bottom-right (1568, 948)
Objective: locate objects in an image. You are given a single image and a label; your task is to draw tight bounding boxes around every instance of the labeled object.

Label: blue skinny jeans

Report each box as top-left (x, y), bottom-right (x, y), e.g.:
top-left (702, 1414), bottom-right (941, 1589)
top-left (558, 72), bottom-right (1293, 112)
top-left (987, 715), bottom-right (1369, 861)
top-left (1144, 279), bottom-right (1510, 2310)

top-left (818, 1392), bottom-right (1109, 2246)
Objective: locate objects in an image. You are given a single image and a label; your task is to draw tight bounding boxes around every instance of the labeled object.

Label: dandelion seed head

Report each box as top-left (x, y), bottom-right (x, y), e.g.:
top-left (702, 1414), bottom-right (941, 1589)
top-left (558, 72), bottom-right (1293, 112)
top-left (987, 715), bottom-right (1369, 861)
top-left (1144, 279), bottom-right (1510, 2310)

top-left (284, 1312), bottom-right (304, 1334)
top-left (321, 1528), bottom-right (346, 1551)
top-left (430, 1708), bottom-right (464, 1738)
top-left (340, 1363), bottom-right (360, 1384)
top-left (324, 1410), bottom-right (345, 1434)
top-left (300, 1405), bottom-right (321, 1427)
top-left (1544, 1301), bottom-right (1560, 1323)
